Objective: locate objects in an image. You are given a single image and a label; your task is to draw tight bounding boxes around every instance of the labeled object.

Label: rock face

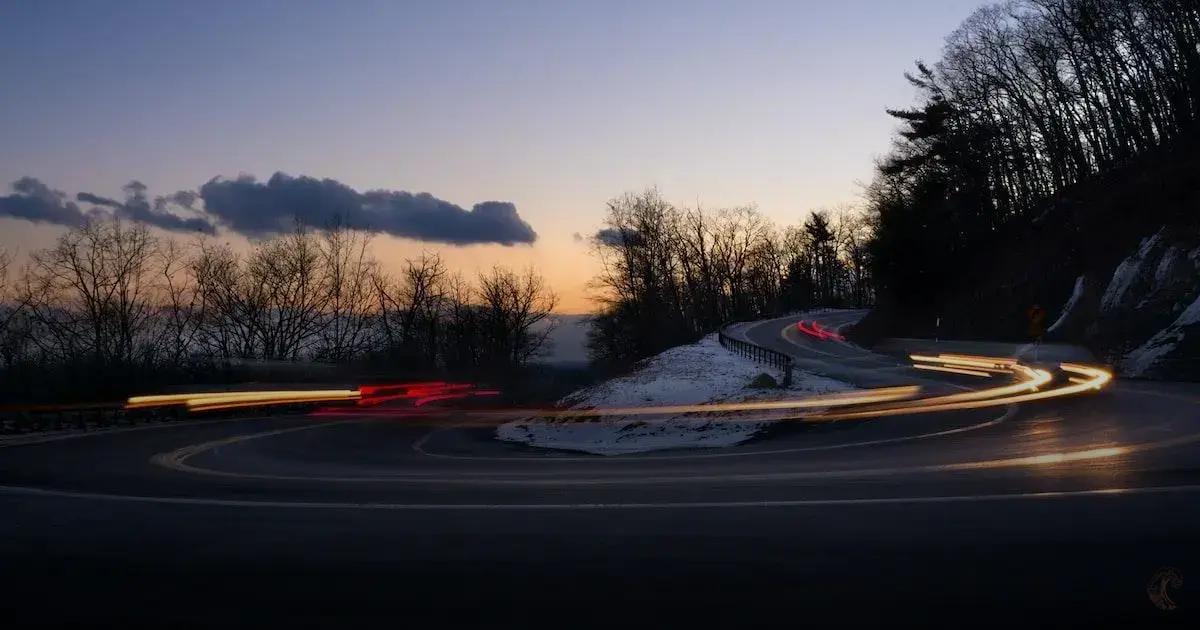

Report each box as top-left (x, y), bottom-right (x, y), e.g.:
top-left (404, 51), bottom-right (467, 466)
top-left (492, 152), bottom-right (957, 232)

top-left (1122, 293), bottom-right (1200, 379)
top-left (1043, 226), bottom-right (1200, 380)
top-left (1085, 226), bottom-right (1200, 380)
top-left (1099, 229), bottom-right (1171, 315)
top-left (747, 373), bottom-right (779, 389)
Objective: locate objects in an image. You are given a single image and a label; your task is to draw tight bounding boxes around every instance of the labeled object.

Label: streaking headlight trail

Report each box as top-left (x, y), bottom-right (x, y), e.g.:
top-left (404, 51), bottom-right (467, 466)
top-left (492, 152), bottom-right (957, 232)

top-left (804, 355), bottom-right (1110, 422)
top-left (121, 355), bottom-right (1113, 425)
top-left (127, 390), bottom-right (362, 412)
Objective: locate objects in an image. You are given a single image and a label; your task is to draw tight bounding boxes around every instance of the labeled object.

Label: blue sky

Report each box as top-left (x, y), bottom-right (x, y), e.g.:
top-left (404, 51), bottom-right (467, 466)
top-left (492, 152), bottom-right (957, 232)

top-left (0, 0), bottom-right (986, 310)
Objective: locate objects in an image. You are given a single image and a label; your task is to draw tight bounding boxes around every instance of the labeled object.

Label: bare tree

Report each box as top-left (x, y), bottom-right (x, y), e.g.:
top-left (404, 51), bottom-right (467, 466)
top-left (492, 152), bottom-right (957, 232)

top-left (441, 271), bottom-right (481, 371)
top-left (151, 238), bottom-right (203, 366)
top-left (477, 266), bottom-right (557, 369)
top-left (834, 209), bottom-right (874, 308)
top-left (2, 213), bottom-right (582, 399)
top-left (587, 188), bottom-right (873, 368)
top-left (0, 249), bottom-right (29, 368)
top-left (245, 225), bottom-right (327, 360)
top-left (317, 225), bottom-right (377, 362)
top-left (21, 217), bottom-right (158, 369)
top-left (374, 252), bottom-right (447, 367)
top-left (192, 240), bottom-right (257, 360)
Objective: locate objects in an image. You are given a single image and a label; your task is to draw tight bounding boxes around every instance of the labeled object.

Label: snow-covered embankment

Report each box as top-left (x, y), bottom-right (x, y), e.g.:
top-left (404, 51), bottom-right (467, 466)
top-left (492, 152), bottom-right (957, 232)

top-left (496, 334), bottom-right (852, 455)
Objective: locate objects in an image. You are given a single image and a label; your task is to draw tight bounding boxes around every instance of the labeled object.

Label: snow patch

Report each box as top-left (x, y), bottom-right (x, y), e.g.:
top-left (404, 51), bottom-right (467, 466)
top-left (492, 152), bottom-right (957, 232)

top-left (1176, 293), bottom-right (1200, 327)
top-left (496, 334), bottom-right (852, 455)
top-left (1100, 229), bottom-right (1167, 313)
top-left (1122, 292), bottom-right (1200, 377)
top-left (1047, 275), bottom-right (1086, 335)
top-left (1152, 246), bottom-right (1184, 290)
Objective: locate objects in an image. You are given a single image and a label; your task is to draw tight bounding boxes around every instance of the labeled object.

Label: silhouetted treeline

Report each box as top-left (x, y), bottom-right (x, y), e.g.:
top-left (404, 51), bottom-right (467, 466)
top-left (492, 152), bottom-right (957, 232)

top-left (867, 0), bottom-right (1200, 336)
top-left (0, 218), bottom-right (555, 402)
top-left (586, 189), bottom-right (874, 369)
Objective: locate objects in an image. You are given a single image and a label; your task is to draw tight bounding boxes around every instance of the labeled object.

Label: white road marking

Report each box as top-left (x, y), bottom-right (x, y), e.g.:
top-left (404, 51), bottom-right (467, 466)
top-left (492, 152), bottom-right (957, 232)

top-left (150, 420), bottom-right (357, 473)
top-left (411, 405), bottom-right (1016, 461)
top-left (150, 420), bottom-right (1200, 486)
top-left (4, 482), bottom-right (1200, 510)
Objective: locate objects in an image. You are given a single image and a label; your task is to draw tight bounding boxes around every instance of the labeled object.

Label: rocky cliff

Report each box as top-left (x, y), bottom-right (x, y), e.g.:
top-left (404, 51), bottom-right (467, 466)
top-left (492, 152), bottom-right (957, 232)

top-left (1048, 226), bottom-right (1200, 380)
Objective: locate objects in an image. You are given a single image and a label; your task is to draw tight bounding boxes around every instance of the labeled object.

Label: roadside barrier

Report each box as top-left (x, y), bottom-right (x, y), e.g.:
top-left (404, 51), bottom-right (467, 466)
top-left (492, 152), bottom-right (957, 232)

top-left (718, 321), bottom-right (794, 387)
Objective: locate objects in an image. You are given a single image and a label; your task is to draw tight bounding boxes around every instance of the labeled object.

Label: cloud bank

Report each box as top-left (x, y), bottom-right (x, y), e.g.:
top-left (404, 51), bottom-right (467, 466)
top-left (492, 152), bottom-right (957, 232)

top-left (0, 178), bottom-right (216, 234)
top-left (1, 173), bottom-right (537, 246)
top-left (0, 177), bottom-right (90, 226)
top-left (77, 181), bottom-right (217, 234)
top-left (199, 173), bottom-right (536, 245)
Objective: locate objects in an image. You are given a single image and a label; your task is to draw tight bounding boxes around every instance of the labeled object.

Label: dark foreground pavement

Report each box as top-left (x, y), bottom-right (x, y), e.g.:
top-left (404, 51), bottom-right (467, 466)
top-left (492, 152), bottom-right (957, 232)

top-left (3, 311), bottom-right (1199, 628)
top-left (5, 494), bottom-right (1200, 628)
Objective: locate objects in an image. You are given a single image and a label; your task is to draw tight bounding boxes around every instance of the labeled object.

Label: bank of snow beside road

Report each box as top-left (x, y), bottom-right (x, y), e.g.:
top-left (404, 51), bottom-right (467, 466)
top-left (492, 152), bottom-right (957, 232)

top-left (496, 334), bottom-right (852, 455)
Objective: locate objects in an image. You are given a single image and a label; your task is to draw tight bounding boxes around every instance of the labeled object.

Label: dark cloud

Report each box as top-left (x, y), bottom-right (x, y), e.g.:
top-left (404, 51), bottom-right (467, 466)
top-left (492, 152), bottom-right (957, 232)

top-left (157, 190), bottom-right (199, 211)
top-left (5, 173), bottom-right (534, 245)
top-left (74, 181), bottom-right (215, 234)
top-left (199, 172), bottom-right (537, 245)
top-left (76, 191), bottom-right (122, 208)
top-left (1, 177), bottom-right (216, 234)
top-left (594, 227), bottom-right (642, 246)
top-left (0, 177), bottom-right (88, 226)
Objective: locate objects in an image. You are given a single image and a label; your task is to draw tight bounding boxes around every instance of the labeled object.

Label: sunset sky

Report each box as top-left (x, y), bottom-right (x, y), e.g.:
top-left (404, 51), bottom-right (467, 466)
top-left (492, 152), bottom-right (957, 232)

top-left (0, 0), bottom-right (985, 312)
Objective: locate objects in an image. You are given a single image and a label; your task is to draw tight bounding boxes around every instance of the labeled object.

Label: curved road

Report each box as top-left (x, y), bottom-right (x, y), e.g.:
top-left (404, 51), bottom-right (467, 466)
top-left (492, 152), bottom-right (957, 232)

top-left (3, 311), bottom-right (1199, 626)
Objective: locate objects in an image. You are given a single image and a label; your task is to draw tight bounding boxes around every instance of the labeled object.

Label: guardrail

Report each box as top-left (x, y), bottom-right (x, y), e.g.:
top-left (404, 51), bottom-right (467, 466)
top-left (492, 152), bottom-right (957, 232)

top-left (0, 401), bottom-right (157, 436)
top-left (0, 398), bottom-right (304, 436)
top-left (718, 321), bottom-right (794, 387)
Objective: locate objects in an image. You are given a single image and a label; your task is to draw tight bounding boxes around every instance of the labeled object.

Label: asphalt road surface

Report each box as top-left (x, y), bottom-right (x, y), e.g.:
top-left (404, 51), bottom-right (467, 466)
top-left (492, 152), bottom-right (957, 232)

top-left (3, 311), bottom-right (1199, 627)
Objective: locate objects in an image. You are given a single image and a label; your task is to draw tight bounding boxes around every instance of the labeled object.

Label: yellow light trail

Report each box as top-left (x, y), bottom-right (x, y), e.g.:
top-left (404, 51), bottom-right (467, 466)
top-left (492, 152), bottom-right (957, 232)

top-left (455, 357), bottom-right (1101, 425)
top-left (538, 386), bottom-right (923, 419)
top-left (906, 363), bottom-right (1052, 405)
top-left (127, 386), bottom-right (923, 417)
top-left (939, 446), bottom-right (1129, 471)
top-left (189, 391), bottom-right (361, 412)
top-left (120, 356), bottom-right (1113, 426)
top-left (126, 389), bottom-right (361, 412)
top-left (913, 364), bottom-right (993, 378)
top-left (126, 391), bottom-right (250, 409)
top-left (910, 354), bottom-right (1014, 371)
top-left (936, 353), bottom-right (1018, 367)
top-left (809, 360), bottom-right (1109, 421)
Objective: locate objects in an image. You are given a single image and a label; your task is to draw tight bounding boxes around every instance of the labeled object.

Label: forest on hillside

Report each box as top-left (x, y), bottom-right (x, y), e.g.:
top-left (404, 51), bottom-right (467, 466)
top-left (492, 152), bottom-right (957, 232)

top-left (864, 0), bottom-right (1200, 346)
top-left (584, 190), bottom-right (874, 370)
top-left (586, 0), bottom-right (1200, 373)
